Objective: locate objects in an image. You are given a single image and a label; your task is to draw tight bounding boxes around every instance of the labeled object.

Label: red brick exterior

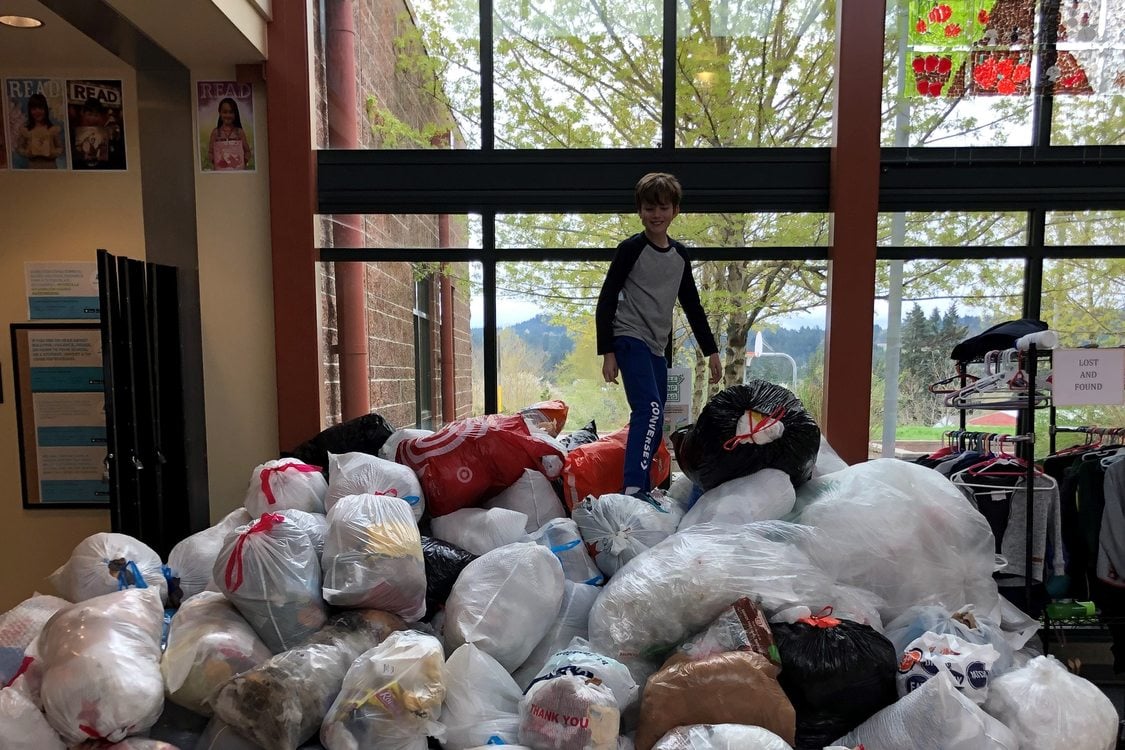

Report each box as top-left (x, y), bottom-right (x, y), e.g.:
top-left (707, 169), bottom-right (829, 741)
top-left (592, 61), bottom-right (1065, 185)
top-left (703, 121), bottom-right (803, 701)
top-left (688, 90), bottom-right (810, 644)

top-left (311, 0), bottom-right (474, 430)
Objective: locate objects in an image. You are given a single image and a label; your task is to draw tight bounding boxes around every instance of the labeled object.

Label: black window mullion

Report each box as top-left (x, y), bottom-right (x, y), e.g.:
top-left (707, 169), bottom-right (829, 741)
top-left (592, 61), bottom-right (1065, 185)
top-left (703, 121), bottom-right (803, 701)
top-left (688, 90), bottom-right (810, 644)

top-left (661, 0), bottom-right (676, 149)
top-left (1024, 211), bottom-right (1046, 320)
top-left (480, 0), bottom-right (495, 150)
top-left (1032, 0), bottom-right (1061, 148)
top-left (482, 214), bottom-right (499, 414)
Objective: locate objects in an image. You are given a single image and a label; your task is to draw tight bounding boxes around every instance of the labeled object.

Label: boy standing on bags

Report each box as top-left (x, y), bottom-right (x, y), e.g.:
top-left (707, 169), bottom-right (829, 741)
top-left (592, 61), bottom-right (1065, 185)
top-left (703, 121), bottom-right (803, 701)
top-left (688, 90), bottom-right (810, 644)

top-left (596, 172), bottom-right (722, 500)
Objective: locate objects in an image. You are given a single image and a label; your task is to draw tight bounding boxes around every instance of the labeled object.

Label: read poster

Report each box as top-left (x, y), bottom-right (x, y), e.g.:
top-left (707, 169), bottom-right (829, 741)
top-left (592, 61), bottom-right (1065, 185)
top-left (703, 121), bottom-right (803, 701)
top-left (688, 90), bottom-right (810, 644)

top-left (197, 80), bottom-right (255, 172)
top-left (66, 79), bottom-right (127, 170)
top-left (4, 77), bottom-right (68, 170)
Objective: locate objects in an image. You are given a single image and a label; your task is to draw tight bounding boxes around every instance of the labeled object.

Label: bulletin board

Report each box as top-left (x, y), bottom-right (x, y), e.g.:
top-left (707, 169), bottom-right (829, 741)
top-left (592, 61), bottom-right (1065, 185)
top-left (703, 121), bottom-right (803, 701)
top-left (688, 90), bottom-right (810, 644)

top-left (11, 323), bottom-right (110, 508)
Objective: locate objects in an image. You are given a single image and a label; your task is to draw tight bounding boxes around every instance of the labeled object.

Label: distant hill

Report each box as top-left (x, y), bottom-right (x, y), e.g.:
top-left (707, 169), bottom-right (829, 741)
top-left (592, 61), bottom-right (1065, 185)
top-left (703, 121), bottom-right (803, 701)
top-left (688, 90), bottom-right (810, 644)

top-left (475, 312), bottom-right (987, 376)
top-left (472, 314), bottom-right (574, 371)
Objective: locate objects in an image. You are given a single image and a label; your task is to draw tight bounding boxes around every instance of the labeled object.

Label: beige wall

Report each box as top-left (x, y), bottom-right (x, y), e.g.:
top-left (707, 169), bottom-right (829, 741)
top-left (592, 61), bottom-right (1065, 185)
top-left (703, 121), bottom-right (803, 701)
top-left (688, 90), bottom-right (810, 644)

top-left (0, 66), bottom-right (142, 610)
top-left (192, 72), bottom-right (278, 521)
top-left (0, 63), bottom-right (277, 610)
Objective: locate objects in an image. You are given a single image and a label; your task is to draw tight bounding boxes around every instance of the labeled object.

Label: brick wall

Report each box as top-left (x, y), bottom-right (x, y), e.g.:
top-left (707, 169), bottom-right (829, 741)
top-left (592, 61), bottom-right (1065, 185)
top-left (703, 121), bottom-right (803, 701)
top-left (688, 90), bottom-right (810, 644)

top-left (310, 0), bottom-right (474, 431)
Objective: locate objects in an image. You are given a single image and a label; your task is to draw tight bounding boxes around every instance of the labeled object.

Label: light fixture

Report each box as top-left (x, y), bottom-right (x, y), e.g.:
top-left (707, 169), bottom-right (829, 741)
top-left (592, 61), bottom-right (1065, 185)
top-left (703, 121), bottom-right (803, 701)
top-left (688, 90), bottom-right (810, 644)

top-left (0, 15), bottom-right (44, 28)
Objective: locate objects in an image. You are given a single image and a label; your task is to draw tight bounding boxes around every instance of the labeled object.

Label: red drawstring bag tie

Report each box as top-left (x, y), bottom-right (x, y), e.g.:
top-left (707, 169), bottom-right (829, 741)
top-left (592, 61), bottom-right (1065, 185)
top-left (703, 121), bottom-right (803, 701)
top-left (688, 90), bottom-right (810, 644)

top-left (225, 513), bottom-right (286, 592)
top-left (797, 606), bottom-right (841, 628)
top-left (723, 405), bottom-right (787, 451)
top-left (259, 462), bottom-right (321, 506)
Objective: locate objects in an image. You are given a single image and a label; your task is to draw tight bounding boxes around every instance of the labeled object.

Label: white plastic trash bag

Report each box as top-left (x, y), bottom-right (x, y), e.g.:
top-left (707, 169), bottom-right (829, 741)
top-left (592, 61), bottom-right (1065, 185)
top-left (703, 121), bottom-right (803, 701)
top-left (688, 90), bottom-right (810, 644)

top-left (513, 582), bottom-right (600, 691)
top-left (573, 493), bottom-right (681, 578)
top-left (431, 507), bottom-right (529, 556)
top-left (518, 675), bottom-right (620, 750)
top-left (321, 631), bottom-right (446, 750)
top-left (161, 591), bottom-right (272, 715)
top-left (321, 494), bottom-right (426, 621)
top-left (214, 513), bottom-right (327, 653)
top-left (440, 644), bottom-right (524, 749)
top-left (796, 459), bottom-right (1000, 620)
top-left (836, 671), bottom-right (1018, 750)
top-left (380, 428), bottom-right (434, 462)
top-left (529, 638), bottom-right (638, 710)
top-left (678, 469), bottom-right (796, 531)
top-left (885, 605), bottom-right (1021, 677)
top-left (278, 508), bottom-right (329, 557)
top-left (445, 543), bottom-right (566, 672)
top-left (0, 687), bottom-right (65, 750)
top-left (528, 518), bottom-right (604, 585)
top-left (48, 532), bottom-right (168, 604)
top-left (325, 451), bottom-right (425, 520)
top-left (243, 457), bottom-right (327, 517)
top-left (811, 435), bottom-right (848, 478)
top-left (0, 594), bottom-right (68, 687)
top-left (37, 588), bottom-right (165, 745)
top-left (897, 632), bottom-right (1000, 704)
top-left (168, 508), bottom-right (253, 602)
top-left (588, 522), bottom-right (881, 675)
top-left (652, 724), bottom-right (793, 750)
top-left (484, 468), bottom-right (567, 533)
top-left (983, 655), bottom-right (1118, 750)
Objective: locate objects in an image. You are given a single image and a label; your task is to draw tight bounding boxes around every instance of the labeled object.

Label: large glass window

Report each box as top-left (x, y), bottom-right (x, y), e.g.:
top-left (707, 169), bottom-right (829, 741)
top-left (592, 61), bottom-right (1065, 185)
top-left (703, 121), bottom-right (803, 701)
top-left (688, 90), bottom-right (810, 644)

top-left (873, 258), bottom-right (1025, 457)
top-left (877, 211), bottom-right (1028, 246)
top-left (492, 0), bottom-right (663, 148)
top-left (675, 0), bottom-right (836, 147)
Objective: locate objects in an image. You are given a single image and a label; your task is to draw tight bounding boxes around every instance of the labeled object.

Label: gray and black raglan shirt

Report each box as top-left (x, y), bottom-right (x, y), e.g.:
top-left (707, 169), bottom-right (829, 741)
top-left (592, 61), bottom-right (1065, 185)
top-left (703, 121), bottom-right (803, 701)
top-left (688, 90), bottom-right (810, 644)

top-left (596, 233), bottom-right (718, 363)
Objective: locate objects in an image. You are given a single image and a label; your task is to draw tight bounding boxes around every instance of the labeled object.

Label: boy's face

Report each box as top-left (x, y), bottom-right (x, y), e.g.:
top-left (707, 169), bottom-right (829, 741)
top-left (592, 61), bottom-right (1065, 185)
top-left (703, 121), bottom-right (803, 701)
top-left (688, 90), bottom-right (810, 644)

top-left (638, 199), bottom-right (680, 237)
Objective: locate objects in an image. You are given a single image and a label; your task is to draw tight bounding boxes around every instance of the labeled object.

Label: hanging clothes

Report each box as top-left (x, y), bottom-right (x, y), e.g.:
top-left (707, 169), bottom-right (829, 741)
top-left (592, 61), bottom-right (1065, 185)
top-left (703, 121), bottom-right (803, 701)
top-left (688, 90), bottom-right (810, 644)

top-left (950, 470), bottom-right (1064, 588)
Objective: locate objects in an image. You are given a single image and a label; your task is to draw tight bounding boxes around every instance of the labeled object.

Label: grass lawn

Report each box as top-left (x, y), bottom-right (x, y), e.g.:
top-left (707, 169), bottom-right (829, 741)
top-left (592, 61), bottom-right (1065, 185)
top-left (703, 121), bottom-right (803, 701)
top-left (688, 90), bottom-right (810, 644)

top-left (873, 424), bottom-right (1018, 441)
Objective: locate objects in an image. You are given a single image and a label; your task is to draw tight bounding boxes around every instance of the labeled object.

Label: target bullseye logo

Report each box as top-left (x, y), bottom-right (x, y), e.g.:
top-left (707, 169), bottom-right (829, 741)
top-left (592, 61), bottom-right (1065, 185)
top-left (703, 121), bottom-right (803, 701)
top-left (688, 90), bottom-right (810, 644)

top-left (456, 466), bottom-right (474, 484)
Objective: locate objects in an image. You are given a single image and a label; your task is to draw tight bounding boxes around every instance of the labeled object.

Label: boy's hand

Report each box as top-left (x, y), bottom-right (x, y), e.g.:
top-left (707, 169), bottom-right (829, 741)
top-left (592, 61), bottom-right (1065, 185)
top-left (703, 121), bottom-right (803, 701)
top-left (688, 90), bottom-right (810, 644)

top-left (708, 353), bottom-right (722, 385)
top-left (602, 353), bottom-right (619, 384)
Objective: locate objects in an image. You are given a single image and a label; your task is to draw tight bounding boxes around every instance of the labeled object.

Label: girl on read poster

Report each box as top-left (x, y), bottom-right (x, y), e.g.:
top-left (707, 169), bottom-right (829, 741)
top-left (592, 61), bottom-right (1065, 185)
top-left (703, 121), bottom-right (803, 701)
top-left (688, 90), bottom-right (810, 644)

top-left (197, 81), bottom-right (255, 172)
top-left (5, 78), bottom-right (68, 170)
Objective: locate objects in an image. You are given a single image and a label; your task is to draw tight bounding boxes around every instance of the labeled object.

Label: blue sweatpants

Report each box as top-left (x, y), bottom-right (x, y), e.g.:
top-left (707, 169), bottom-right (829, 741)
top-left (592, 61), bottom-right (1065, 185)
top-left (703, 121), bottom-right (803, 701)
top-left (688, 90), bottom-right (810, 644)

top-left (613, 335), bottom-right (668, 492)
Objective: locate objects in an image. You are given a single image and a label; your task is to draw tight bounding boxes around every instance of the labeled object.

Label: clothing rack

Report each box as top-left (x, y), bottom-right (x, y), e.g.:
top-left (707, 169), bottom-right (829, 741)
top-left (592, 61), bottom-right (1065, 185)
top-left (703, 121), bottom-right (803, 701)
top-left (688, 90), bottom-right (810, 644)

top-left (943, 345), bottom-right (1049, 613)
top-left (1049, 425), bottom-right (1125, 454)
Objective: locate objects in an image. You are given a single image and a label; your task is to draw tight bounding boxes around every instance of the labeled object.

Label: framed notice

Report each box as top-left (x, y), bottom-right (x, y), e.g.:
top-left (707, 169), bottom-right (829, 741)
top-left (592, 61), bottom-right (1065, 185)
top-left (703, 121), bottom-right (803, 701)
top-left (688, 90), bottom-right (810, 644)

top-left (11, 323), bottom-right (110, 508)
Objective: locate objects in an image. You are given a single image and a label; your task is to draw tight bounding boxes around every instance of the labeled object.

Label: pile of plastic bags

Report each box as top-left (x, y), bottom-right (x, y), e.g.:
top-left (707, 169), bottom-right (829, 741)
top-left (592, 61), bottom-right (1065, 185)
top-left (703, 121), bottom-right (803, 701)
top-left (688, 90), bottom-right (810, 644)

top-left (3, 394), bottom-right (1121, 750)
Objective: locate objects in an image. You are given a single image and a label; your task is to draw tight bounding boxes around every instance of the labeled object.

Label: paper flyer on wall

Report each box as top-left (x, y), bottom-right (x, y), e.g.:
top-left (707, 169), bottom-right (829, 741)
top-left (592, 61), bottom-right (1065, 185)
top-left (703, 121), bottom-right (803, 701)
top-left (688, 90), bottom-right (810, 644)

top-left (26, 261), bottom-right (100, 319)
top-left (23, 328), bottom-right (108, 505)
top-left (197, 80), bottom-right (256, 172)
top-left (66, 79), bottom-right (127, 170)
top-left (4, 77), bottom-right (68, 170)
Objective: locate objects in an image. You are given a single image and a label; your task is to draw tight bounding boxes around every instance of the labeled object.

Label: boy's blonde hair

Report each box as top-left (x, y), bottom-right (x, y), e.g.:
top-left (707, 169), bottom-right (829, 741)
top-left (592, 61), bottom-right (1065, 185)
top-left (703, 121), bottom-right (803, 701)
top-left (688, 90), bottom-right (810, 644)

top-left (635, 172), bottom-right (682, 209)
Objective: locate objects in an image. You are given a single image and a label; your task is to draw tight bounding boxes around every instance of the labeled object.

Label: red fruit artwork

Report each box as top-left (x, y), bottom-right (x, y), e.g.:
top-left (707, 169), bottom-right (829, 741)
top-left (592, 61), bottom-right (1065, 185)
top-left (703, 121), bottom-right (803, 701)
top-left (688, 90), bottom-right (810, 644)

top-left (945, 23), bottom-right (962, 37)
top-left (913, 57), bottom-right (927, 74)
top-left (937, 56), bottom-right (952, 74)
top-left (916, 19), bottom-right (928, 33)
top-left (978, 9), bottom-right (989, 24)
top-left (928, 81), bottom-right (944, 96)
top-left (1013, 64), bottom-right (1031, 83)
top-left (997, 78), bottom-right (1016, 94)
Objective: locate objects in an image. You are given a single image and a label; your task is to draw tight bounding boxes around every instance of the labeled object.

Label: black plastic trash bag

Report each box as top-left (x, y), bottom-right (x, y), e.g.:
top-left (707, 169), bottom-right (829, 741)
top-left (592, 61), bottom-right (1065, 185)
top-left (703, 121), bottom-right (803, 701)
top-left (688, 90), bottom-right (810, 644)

top-left (421, 535), bottom-right (477, 620)
top-left (772, 615), bottom-right (899, 750)
top-left (559, 419), bottom-right (598, 452)
top-left (673, 380), bottom-right (820, 490)
top-left (283, 412), bottom-right (395, 475)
